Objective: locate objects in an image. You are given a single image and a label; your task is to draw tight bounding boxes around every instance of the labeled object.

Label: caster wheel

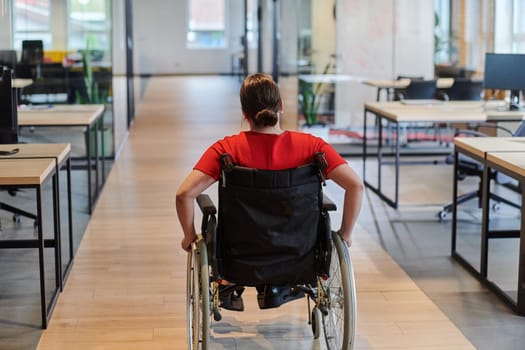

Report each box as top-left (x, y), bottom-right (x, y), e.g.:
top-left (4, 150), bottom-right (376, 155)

top-left (492, 203), bottom-right (501, 212)
top-left (311, 307), bottom-right (322, 339)
top-left (12, 215), bottom-right (21, 223)
top-left (438, 210), bottom-right (448, 221)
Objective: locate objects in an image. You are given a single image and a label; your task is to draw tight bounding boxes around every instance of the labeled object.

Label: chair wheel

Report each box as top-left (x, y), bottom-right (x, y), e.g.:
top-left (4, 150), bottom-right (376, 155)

top-left (213, 307), bottom-right (222, 322)
top-left (311, 307), bottom-right (322, 339)
top-left (438, 210), bottom-right (448, 221)
top-left (12, 215), bottom-right (21, 223)
top-left (492, 203), bottom-right (501, 211)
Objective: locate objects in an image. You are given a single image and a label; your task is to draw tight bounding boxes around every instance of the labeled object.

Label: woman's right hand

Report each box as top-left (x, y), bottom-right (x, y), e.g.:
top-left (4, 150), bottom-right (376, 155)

top-left (181, 234), bottom-right (197, 252)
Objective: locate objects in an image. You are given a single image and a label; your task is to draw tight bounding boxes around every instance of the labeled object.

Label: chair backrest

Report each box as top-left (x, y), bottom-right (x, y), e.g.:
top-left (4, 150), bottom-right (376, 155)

top-left (397, 75), bottom-right (424, 81)
top-left (402, 79), bottom-right (438, 99)
top-left (444, 78), bottom-right (483, 100)
top-left (0, 50), bottom-right (17, 70)
top-left (21, 40), bottom-right (44, 65)
top-left (0, 67), bottom-right (19, 144)
top-left (216, 154), bottom-right (326, 286)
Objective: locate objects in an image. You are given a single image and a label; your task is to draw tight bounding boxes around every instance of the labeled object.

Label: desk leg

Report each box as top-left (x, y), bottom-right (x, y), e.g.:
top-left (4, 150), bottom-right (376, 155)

top-left (36, 187), bottom-right (47, 329)
top-left (518, 188), bottom-right (525, 315)
top-left (377, 114), bottom-right (383, 194)
top-left (363, 108), bottom-right (368, 182)
top-left (451, 150), bottom-right (459, 254)
top-left (95, 120), bottom-right (100, 197)
top-left (86, 125), bottom-right (93, 214)
top-left (52, 172), bottom-right (62, 292)
top-left (100, 117), bottom-right (106, 184)
top-left (67, 157), bottom-right (73, 263)
top-left (480, 162), bottom-right (490, 278)
top-left (394, 122), bottom-right (400, 208)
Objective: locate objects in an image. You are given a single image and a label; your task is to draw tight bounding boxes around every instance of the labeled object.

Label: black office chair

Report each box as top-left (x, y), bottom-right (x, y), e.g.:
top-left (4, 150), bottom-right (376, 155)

top-left (393, 80), bottom-right (446, 143)
top-left (21, 40), bottom-right (44, 65)
top-left (394, 79), bottom-right (440, 100)
top-left (0, 50), bottom-right (17, 71)
top-left (438, 121), bottom-right (525, 221)
top-left (0, 67), bottom-right (37, 229)
top-left (441, 78), bottom-right (483, 101)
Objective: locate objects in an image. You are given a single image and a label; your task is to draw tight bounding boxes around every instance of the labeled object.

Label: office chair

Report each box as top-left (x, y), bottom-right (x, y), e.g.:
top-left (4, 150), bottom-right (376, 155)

top-left (21, 40), bottom-right (44, 65)
top-left (394, 79), bottom-right (440, 100)
top-left (393, 79), bottom-right (445, 143)
top-left (0, 50), bottom-right (17, 71)
top-left (438, 121), bottom-right (525, 221)
top-left (0, 67), bottom-right (37, 229)
top-left (441, 78), bottom-right (483, 101)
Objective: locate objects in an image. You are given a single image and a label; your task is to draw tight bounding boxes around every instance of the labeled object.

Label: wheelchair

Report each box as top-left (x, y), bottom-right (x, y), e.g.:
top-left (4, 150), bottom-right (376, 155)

top-left (186, 153), bottom-right (357, 349)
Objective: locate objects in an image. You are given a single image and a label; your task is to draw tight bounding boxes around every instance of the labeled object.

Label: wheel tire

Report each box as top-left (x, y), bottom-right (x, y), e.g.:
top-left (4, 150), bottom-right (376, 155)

top-left (187, 238), bottom-right (211, 349)
top-left (438, 210), bottom-right (448, 221)
top-left (311, 307), bottom-right (322, 339)
top-left (320, 232), bottom-right (357, 350)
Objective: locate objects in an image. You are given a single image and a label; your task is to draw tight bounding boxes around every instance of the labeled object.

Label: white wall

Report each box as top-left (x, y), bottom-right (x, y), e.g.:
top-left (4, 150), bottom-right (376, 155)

top-left (132, 0), bottom-right (246, 75)
top-left (0, 1), bottom-right (13, 48)
top-left (335, 0), bottom-right (434, 127)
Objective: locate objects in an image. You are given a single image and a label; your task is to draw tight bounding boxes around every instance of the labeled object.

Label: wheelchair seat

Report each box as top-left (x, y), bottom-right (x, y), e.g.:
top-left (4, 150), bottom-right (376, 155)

top-left (186, 152), bottom-right (357, 350)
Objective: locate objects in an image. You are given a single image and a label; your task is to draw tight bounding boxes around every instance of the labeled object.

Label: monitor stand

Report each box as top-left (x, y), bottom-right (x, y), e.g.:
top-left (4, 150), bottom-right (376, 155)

top-left (509, 90), bottom-right (521, 111)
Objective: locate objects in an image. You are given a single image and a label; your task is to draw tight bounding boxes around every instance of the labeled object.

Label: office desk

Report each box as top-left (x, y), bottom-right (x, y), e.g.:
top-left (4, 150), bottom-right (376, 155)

top-left (363, 78), bottom-right (454, 101)
top-left (0, 158), bottom-right (61, 328)
top-left (0, 143), bottom-right (73, 282)
top-left (18, 104), bottom-right (105, 213)
top-left (363, 101), bottom-right (524, 208)
top-left (482, 151), bottom-right (525, 314)
top-left (450, 138), bottom-right (525, 314)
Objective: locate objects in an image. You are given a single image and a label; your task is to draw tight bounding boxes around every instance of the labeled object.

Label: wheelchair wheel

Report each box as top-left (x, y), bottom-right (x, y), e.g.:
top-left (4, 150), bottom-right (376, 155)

top-left (319, 232), bottom-right (357, 350)
top-left (187, 237), bottom-right (211, 349)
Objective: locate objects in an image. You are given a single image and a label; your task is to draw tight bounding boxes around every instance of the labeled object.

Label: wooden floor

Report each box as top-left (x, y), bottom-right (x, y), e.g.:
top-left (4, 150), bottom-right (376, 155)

top-left (36, 76), bottom-right (475, 349)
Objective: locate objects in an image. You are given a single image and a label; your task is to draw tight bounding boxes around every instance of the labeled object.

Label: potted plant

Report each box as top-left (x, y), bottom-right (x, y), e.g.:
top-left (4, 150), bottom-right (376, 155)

top-left (298, 61), bottom-right (333, 127)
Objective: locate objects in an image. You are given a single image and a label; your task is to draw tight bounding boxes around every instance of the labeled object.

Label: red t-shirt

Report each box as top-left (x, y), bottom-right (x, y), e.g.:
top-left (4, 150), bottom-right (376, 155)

top-left (194, 131), bottom-right (347, 180)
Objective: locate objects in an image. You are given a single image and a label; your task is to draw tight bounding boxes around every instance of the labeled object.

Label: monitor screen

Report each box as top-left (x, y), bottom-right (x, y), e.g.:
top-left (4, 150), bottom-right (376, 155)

top-left (484, 53), bottom-right (525, 110)
top-left (483, 53), bottom-right (525, 91)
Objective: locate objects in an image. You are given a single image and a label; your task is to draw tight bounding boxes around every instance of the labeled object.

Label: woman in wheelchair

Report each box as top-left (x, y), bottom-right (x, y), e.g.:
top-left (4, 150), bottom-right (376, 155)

top-left (176, 73), bottom-right (363, 311)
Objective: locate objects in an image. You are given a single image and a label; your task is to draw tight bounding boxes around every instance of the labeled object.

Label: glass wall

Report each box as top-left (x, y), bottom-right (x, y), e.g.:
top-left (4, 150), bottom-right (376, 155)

top-left (9, 0), bottom-right (116, 162)
top-left (296, 0), bottom-right (336, 132)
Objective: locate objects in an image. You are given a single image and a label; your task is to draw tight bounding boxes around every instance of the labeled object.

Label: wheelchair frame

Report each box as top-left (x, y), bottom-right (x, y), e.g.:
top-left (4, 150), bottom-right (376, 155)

top-left (186, 192), bottom-right (357, 350)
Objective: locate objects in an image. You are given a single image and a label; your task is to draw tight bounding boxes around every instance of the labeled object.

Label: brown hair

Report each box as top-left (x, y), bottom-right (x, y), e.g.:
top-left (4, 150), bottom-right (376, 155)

top-left (240, 73), bottom-right (281, 128)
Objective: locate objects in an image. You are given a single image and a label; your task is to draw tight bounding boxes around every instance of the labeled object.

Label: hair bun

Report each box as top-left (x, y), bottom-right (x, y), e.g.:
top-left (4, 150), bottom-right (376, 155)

top-left (254, 108), bottom-right (278, 127)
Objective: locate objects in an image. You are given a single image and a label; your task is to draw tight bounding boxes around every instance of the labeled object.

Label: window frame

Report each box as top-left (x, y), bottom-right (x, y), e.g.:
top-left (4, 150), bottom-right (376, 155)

top-left (186, 0), bottom-right (228, 50)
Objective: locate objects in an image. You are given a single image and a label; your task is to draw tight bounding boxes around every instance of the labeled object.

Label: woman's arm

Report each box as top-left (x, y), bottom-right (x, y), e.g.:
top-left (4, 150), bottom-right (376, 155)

top-left (327, 163), bottom-right (364, 247)
top-left (176, 170), bottom-right (216, 252)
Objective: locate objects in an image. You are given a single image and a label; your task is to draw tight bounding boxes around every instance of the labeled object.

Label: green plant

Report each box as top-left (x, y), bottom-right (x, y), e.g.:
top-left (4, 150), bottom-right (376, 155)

top-left (298, 61), bottom-right (333, 126)
top-left (77, 36), bottom-right (109, 104)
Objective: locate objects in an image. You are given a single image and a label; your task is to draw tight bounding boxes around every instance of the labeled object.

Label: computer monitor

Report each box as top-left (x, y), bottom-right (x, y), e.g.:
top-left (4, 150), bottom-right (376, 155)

top-left (483, 53), bottom-right (525, 110)
top-left (0, 67), bottom-right (19, 144)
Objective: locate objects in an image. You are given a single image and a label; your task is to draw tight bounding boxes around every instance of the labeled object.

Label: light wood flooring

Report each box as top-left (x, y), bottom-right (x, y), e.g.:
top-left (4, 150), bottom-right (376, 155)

top-left (33, 76), bottom-right (478, 349)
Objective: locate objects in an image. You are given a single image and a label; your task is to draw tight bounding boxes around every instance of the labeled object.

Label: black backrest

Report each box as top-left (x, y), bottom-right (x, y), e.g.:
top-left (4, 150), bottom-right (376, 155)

top-left (21, 40), bottom-right (43, 65)
top-left (402, 79), bottom-right (438, 99)
top-left (0, 50), bottom-right (17, 70)
top-left (0, 67), bottom-right (19, 144)
top-left (217, 160), bottom-right (324, 286)
top-left (397, 75), bottom-right (424, 81)
top-left (444, 79), bottom-right (483, 100)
